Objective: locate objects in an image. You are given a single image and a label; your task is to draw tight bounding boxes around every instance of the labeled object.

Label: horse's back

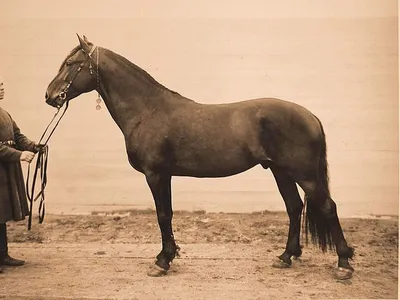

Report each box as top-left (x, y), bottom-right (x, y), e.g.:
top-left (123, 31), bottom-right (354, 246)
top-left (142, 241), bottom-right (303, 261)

top-left (181, 97), bottom-right (322, 141)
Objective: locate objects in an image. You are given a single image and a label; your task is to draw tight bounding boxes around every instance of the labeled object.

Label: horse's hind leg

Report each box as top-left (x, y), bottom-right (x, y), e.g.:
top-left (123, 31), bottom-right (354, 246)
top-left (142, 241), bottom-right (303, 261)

top-left (297, 179), bottom-right (354, 280)
top-left (270, 165), bottom-right (303, 268)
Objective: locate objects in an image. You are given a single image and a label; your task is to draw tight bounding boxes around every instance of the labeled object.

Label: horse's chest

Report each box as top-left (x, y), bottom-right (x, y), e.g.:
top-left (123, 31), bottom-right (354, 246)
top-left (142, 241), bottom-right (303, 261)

top-left (125, 138), bottom-right (165, 173)
top-left (126, 149), bottom-right (145, 172)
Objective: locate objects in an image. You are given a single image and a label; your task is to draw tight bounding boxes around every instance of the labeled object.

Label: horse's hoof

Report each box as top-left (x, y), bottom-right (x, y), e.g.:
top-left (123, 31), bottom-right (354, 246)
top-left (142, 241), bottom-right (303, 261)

top-left (333, 267), bottom-right (353, 280)
top-left (291, 257), bottom-right (303, 266)
top-left (147, 264), bottom-right (167, 277)
top-left (272, 258), bottom-right (291, 269)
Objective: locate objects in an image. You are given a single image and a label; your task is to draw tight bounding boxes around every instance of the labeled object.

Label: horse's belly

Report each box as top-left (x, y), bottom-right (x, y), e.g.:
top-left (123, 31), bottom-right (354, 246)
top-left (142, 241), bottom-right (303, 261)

top-left (172, 165), bottom-right (258, 178)
top-left (171, 152), bottom-right (258, 178)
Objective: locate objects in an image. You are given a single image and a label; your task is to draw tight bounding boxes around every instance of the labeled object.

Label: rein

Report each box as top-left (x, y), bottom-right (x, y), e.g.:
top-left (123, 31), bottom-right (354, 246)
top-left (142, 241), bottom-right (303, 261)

top-left (26, 44), bottom-right (100, 230)
top-left (26, 97), bottom-right (69, 230)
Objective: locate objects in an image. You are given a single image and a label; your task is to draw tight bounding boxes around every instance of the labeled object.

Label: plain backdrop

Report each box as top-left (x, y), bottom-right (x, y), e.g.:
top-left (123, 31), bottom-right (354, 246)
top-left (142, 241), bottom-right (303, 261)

top-left (0, 0), bottom-right (398, 217)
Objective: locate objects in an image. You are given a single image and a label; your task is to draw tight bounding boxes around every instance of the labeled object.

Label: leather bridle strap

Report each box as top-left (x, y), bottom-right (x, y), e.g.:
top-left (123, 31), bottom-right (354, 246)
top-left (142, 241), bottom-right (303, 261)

top-left (27, 44), bottom-right (97, 229)
top-left (27, 101), bottom-right (69, 230)
top-left (58, 45), bottom-right (97, 107)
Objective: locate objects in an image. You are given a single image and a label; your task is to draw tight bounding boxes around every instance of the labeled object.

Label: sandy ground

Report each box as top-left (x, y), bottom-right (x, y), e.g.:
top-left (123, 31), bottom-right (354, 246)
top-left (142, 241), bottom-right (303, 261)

top-left (0, 210), bottom-right (398, 300)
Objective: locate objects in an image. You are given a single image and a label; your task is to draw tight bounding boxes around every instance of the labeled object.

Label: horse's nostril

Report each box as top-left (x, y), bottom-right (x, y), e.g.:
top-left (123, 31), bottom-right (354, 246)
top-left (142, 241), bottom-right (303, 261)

top-left (45, 91), bottom-right (49, 100)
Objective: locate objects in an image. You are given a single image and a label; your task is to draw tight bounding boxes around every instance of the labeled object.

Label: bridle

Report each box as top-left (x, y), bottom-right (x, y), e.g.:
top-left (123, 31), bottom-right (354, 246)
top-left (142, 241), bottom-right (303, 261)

top-left (27, 44), bottom-right (99, 230)
top-left (57, 44), bottom-right (98, 108)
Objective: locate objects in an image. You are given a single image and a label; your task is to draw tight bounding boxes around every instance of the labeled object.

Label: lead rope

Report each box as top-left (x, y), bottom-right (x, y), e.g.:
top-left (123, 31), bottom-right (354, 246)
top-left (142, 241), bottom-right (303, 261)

top-left (27, 101), bottom-right (69, 230)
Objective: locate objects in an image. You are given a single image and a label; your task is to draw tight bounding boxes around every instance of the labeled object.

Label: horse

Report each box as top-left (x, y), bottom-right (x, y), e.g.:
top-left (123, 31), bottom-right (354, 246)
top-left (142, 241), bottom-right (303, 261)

top-left (44, 34), bottom-right (354, 279)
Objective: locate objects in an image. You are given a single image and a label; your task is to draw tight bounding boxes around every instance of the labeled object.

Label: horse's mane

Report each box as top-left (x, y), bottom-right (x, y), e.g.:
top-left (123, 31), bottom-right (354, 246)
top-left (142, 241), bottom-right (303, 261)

top-left (103, 48), bottom-right (180, 96)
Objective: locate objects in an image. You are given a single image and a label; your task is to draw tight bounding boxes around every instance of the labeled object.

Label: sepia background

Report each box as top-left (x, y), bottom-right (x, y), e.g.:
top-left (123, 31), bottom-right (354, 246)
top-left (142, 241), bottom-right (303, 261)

top-left (0, 0), bottom-right (398, 218)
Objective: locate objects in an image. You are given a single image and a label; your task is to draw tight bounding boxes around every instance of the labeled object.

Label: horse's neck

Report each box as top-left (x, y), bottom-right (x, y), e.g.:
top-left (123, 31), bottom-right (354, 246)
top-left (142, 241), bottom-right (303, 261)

top-left (97, 49), bottom-right (182, 133)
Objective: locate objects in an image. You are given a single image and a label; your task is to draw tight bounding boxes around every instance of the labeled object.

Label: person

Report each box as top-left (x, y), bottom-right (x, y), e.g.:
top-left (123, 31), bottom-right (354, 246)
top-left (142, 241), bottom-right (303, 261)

top-left (0, 77), bottom-right (43, 273)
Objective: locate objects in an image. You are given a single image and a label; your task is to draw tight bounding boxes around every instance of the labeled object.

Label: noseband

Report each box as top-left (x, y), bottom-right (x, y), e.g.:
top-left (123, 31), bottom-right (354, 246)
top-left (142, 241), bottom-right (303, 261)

top-left (57, 44), bottom-right (98, 108)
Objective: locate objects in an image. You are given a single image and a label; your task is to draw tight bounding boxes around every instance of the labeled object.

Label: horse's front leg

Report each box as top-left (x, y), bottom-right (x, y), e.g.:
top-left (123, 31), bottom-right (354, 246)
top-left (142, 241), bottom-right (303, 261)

top-left (145, 172), bottom-right (179, 276)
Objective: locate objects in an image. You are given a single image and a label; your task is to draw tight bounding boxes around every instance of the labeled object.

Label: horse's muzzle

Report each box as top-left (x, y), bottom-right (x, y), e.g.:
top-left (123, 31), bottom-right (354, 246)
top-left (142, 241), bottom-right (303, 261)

top-left (45, 90), bottom-right (58, 107)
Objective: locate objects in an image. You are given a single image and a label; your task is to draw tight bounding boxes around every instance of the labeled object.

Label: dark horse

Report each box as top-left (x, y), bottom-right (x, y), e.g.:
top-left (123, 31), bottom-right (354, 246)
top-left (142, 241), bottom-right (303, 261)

top-left (45, 35), bottom-right (354, 279)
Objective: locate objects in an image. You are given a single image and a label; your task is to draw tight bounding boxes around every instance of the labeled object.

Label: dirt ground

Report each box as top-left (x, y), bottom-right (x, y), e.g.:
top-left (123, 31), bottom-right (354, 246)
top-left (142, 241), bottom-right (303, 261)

top-left (0, 209), bottom-right (398, 300)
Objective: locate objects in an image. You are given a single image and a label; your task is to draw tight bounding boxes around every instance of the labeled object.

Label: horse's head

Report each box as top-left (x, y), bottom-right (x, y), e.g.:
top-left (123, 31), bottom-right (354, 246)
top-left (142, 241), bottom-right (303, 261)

top-left (45, 34), bottom-right (98, 108)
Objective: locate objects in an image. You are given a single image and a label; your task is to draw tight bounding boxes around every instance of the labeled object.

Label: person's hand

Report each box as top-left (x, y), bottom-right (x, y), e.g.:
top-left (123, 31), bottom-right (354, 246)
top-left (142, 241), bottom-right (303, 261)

top-left (34, 143), bottom-right (47, 153)
top-left (20, 151), bottom-right (35, 163)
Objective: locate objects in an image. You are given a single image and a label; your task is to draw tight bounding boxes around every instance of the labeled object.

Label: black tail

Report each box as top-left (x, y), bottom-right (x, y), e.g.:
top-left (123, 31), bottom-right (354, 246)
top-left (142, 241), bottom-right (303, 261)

top-left (303, 116), bottom-right (334, 252)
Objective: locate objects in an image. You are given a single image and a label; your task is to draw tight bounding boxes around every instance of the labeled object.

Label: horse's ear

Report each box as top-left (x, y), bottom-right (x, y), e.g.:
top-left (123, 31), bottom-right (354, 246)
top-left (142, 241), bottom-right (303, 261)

top-left (77, 33), bottom-right (91, 53)
top-left (83, 35), bottom-right (90, 43)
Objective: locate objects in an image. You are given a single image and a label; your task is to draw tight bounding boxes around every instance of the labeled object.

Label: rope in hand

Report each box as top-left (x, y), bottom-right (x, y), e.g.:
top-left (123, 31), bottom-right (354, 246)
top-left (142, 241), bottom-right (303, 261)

top-left (26, 101), bottom-right (69, 230)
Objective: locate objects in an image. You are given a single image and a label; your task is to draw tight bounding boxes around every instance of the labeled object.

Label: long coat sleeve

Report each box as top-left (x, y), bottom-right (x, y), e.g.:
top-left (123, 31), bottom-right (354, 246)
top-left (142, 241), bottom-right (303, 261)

top-left (0, 107), bottom-right (37, 223)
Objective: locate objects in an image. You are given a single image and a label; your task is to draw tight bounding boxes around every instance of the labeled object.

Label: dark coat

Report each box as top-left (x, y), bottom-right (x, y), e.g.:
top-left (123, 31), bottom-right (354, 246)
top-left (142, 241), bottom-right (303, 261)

top-left (0, 107), bottom-right (37, 223)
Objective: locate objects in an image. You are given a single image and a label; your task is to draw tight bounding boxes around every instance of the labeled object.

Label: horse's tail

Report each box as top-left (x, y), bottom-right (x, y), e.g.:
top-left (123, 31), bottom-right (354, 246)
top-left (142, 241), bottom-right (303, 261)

top-left (303, 116), bottom-right (334, 252)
